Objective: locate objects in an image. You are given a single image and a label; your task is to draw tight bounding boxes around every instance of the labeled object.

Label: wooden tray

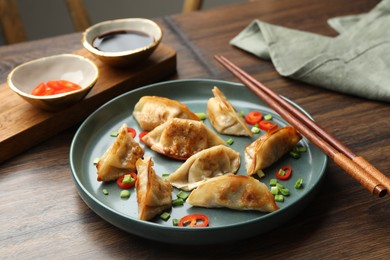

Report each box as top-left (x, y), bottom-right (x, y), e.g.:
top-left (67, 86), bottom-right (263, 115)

top-left (0, 43), bottom-right (177, 163)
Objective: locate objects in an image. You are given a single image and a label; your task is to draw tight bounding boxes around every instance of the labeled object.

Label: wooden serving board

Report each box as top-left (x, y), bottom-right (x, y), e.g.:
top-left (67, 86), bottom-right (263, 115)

top-left (0, 43), bottom-right (177, 163)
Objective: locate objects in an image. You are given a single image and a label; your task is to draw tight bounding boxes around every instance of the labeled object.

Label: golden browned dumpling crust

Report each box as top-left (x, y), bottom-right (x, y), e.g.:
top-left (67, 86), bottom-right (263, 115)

top-left (136, 157), bottom-right (173, 221)
top-left (133, 96), bottom-right (200, 131)
top-left (168, 145), bottom-right (241, 191)
top-left (207, 86), bottom-right (253, 137)
top-left (96, 124), bottom-right (144, 182)
top-left (187, 174), bottom-right (279, 213)
top-left (142, 118), bottom-right (226, 160)
top-left (245, 126), bottom-right (301, 176)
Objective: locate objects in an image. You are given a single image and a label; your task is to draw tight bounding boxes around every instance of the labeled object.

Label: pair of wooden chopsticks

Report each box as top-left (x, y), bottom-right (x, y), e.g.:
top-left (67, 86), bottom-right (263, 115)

top-left (215, 55), bottom-right (390, 197)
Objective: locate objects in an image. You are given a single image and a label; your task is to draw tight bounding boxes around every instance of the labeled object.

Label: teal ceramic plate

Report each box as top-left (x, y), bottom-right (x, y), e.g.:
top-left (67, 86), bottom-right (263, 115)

top-left (69, 79), bottom-right (327, 245)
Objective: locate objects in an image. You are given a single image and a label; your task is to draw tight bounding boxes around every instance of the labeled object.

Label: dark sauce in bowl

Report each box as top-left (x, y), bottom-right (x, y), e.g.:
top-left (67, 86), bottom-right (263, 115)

top-left (93, 30), bottom-right (154, 53)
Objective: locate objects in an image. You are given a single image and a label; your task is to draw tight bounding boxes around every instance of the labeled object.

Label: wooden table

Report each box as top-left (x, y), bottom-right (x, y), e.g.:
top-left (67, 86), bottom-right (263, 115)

top-left (1, 0), bottom-right (389, 258)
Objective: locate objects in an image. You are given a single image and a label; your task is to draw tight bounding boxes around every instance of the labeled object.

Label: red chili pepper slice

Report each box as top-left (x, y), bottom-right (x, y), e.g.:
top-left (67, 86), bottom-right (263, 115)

top-left (116, 172), bottom-right (137, 189)
top-left (58, 80), bottom-right (82, 90)
top-left (31, 82), bottom-right (47, 96)
top-left (258, 120), bottom-right (278, 132)
top-left (178, 214), bottom-right (209, 227)
top-left (245, 111), bottom-right (263, 125)
top-left (276, 165), bottom-right (292, 180)
top-left (138, 131), bottom-right (148, 143)
top-left (31, 80), bottom-right (82, 96)
top-left (127, 127), bottom-right (136, 138)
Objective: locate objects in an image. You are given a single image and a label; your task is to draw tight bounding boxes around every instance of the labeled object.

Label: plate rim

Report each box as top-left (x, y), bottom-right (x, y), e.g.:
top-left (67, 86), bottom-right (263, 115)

top-left (69, 78), bottom-right (328, 244)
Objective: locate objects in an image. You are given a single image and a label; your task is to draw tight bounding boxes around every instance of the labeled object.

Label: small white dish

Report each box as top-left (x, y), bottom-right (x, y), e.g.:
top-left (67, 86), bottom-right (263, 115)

top-left (7, 54), bottom-right (99, 111)
top-left (82, 18), bottom-right (162, 67)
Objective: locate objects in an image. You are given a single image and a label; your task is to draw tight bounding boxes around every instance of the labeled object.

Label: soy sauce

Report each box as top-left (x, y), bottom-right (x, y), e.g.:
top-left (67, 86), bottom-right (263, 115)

top-left (92, 30), bottom-right (154, 53)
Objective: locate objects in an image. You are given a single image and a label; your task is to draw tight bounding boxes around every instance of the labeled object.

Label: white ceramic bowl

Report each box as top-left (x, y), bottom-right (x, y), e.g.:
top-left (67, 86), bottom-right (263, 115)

top-left (82, 18), bottom-right (162, 67)
top-left (7, 54), bottom-right (99, 111)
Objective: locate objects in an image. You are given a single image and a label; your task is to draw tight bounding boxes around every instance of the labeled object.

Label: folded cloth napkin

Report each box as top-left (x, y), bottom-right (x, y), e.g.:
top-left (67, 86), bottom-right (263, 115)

top-left (230, 0), bottom-right (390, 102)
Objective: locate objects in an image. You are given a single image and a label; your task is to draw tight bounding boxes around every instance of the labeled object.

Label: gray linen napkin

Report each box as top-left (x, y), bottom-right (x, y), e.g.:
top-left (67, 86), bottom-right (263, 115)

top-left (230, 0), bottom-right (390, 102)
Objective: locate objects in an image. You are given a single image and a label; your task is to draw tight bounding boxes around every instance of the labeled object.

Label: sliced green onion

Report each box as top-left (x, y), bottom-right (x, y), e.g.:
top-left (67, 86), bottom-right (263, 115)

top-left (251, 126), bottom-right (261, 134)
top-left (172, 198), bottom-right (184, 207)
top-left (110, 131), bottom-right (119, 137)
top-left (275, 194), bottom-right (284, 202)
top-left (295, 178), bottom-right (303, 189)
top-left (160, 212), bottom-right (170, 221)
top-left (277, 168), bottom-right (286, 177)
top-left (239, 111), bottom-right (245, 117)
top-left (102, 188), bottom-right (109, 195)
top-left (256, 170), bottom-right (265, 178)
top-left (289, 151), bottom-right (301, 159)
top-left (93, 158), bottom-right (100, 165)
top-left (120, 190), bottom-right (130, 199)
top-left (296, 146), bottom-right (307, 153)
top-left (122, 174), bottom-right (134, 184)
top-left (270, 186), bottom-right (279, 195)
top-left (196, 113), bottom-right (207, 120)
top-left (264, 114), bottom-right (273, 120)
top-left (162, 173), bottom-right (170, 178)
top-left (172, 218), bottom-right (180, 226)
top-left (177, 191), bottom-right (189, 200)
top-left (276, 183), bottom-right (290, 196)
top-left (226, 138), bottom-right (234, 145)
top-left (269, 178), bottom-right (278, 186)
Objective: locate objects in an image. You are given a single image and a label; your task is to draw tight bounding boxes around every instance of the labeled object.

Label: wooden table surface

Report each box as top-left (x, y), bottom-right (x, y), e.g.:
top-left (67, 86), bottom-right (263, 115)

top-left (1, 0), bottom-right (389, 259)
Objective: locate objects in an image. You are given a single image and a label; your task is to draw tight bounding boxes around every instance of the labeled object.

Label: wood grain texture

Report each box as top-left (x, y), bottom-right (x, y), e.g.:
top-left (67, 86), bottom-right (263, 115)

top-left (0, 0), bottom-right (27, 44)
top-left (0, 44), bottom-right (176, 163)
top-left (1, 0), bottom-right (390, 259)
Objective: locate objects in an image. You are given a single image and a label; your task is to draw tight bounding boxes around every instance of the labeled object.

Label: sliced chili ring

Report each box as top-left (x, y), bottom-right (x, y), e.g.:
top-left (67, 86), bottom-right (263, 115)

top-left (178, 214), bottom-right (209, 227)
top-left (276, 165), bottom-right (292, 181)
top-left (127, 127), bottom-right (136, 138)
top-left (245, 111), bottom-right (263, 125)
top-left (258, 120), bottom-right (278, 132)
top-left (138, 131), bottom-right (148, 143)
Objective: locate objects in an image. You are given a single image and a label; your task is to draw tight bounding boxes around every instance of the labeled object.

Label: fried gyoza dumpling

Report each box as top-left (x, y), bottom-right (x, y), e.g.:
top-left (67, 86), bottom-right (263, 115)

top-left (135, 156), bottom-right (173, 221)
top-left (96, 124), bottom-right (144, 182)
top-left (245, 126), bottom-right (301, 176)
top-left (187, 174), bottom-right (279, 213)
top-left (142, 118), bottom-right (226, 160)
top-left (168, 145), bottom-right (240, 191)
top-left (207, 86), bottom-right (253, 137)
top-left (133, 96), bottom-right (200, 131)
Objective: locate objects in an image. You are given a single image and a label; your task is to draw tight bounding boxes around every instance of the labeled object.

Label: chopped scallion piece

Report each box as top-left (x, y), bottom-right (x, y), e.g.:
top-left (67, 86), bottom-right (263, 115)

top-left (122, 174), bottom-right (134, 184)
top-left (93, 158), bottom-right (100, 165)
top-left (256, 170), bottom-right (265, 178)
top-left (278, 169), bottom-right (286, 176)
top-left (239, 111), bottom-right (245, 117)
top-left (110, 131), bottom-right (119, 137)
top-left (196, 113), bottom-right (207, 120)
top-left (275, 194), bottom-right (284, 202)
top-left (296, 146), bottom-right (307, 153)
top-left (172, 218), bottom-right (180, 226)
top-left (251, 126), bottom-right (261, 134)
top-left (289, 151), bottom-right (301, 159)
top-left (120, 190), bottom-right (130, 199)
top-left (270, 186), bottom-right (279, 195)
top-left (269, 178), bottom-right (278, 186)
top-left (226, 138), bottom-right (234, 145)
top-left (102, 188), bottom-right (109, 195)
top-left (177, 191), bottom-right (189, 200)
top-left (172, 198), bottom-right (184, 207)
top-left (264, 114), bottom-right (273, 120)
top-left (276, 183), bottom-right (290, 196)
top-left (162, 173), bottom-right (170, 178)
top-left (295, 178), bottom-right (303, 189)
top-left (160, 212), bottom-right (170, 221)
